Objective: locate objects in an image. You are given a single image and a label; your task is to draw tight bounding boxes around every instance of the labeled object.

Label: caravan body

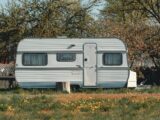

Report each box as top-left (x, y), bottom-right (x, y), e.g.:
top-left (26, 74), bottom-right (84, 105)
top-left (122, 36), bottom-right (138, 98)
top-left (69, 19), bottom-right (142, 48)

top-left (15, 38), bottom-right (130, 88)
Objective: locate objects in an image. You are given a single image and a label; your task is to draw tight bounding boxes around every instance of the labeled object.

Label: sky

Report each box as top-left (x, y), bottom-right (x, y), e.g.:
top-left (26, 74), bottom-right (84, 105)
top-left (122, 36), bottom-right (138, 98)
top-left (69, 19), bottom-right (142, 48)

top-left (0, 0), bottom-right (105, 19)
top-left (0, 0), bottom-right (8, 6)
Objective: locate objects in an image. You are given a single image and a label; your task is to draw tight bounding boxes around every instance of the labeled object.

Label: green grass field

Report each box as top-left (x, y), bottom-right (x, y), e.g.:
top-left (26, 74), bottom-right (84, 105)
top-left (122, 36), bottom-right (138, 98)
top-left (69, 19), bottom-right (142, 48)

top-left (0, 87), bottom-right (160, 120)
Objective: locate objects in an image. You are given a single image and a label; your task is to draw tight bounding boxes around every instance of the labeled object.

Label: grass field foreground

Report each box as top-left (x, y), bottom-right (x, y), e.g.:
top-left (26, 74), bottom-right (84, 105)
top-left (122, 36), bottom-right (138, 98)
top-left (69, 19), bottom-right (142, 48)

top-left (0, 88), bottom-right (160, 120)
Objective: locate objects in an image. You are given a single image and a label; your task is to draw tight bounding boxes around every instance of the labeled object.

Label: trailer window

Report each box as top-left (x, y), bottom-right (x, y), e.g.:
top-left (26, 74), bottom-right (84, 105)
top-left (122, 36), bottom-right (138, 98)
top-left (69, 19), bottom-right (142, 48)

top-left (103, 53), bottom-right (122, 65)
top-left (23, 53), bottom-right (47, 66)
top-left (57, 53), bottom-right (76, 62)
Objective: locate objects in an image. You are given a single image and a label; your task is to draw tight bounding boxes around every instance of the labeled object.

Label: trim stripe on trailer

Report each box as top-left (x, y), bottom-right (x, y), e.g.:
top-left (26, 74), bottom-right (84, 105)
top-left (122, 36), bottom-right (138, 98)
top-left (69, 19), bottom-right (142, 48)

top-left (16, 67), bottom-right (128, 70)
top-left (17, 51), bottom-right (83, 54)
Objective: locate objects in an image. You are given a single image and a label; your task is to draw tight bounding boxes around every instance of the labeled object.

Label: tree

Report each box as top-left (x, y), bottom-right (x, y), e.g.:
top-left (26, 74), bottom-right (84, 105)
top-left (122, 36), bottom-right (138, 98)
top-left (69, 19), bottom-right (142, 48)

top-left (102, 0), bottom-right (146, 24)
top-left (0, 2), bottom-right (26, 63)
top-left (99, 0), bottom-right (160, 84)
top-left (128, 0), bottom-right (160, 69)
top-left (14, 0), bottom-right (96, 37)
top-left (0, 0), bottom-right (97, 62)
top-left (101, 0), bottom-right (160, 68)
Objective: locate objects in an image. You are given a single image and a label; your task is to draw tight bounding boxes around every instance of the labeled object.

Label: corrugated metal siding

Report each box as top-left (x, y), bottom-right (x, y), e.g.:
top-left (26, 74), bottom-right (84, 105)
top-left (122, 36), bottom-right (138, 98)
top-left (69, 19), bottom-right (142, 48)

top-left (15, 70), bottom-right (83, 82)
top-left (17, 38), bottom-right (126, 52)
top-left (98, 70), bottom-right (129, 82)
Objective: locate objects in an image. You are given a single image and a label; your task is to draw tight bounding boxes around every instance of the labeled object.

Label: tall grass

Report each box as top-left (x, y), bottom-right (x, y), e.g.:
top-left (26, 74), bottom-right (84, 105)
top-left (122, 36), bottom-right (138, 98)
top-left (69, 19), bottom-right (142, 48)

top-left (0, 87), bottom-right (160, 120)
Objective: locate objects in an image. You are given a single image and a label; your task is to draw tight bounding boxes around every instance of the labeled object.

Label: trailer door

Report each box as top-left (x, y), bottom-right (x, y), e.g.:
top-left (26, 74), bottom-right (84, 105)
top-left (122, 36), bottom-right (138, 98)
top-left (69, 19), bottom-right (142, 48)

top-left (83, 43), bottom-right (97, 86)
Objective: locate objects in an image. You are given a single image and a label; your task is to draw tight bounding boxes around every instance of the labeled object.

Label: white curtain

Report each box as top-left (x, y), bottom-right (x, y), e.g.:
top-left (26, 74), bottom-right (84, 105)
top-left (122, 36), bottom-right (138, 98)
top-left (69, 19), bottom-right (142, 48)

top-left (57, 53), bottom-right (75, 62)
top-left (104, 53), bottom-right (122, 65)
top-left (23, 53), bottom-right (47, 66)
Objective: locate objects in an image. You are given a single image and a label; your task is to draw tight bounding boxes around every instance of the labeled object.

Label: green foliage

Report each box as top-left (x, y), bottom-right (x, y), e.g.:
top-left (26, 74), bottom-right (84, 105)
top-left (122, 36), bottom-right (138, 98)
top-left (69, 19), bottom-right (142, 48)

top-left (0, 98), bottom-right (9, 111)
top-left (0, 104), bottom-right (8, 111)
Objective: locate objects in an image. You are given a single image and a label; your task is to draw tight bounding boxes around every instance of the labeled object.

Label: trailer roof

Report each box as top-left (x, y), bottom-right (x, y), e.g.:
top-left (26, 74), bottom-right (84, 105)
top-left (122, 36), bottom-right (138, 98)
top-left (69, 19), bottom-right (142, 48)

top-left (17, 38), bottom-right (127, 52)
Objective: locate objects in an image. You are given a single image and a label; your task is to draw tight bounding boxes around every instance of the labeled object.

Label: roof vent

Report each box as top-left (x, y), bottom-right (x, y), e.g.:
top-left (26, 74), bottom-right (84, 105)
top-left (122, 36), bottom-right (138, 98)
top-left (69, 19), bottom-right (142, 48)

top-left (67, 44), bottom-right (75, 49)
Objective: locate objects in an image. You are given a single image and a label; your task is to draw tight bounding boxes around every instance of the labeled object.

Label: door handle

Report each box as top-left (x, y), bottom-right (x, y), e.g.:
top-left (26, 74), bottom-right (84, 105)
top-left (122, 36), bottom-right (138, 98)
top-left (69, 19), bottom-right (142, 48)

top-left (84, 58), bottom-right (87, 61)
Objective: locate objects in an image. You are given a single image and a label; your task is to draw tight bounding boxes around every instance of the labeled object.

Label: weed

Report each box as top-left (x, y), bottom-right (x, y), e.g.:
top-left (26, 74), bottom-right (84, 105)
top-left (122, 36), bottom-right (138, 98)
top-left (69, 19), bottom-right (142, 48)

top-left (0, 104), bottom-right (7, 111)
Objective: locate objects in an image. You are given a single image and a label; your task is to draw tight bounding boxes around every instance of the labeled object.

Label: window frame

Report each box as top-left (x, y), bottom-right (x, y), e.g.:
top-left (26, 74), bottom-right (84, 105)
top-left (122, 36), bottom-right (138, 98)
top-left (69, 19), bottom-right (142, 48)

top-left (22, 53), bottom-right (48, 66)
top-left (56, 53), bottom-right (76, 62)
top-left (103, 53), bottom-right (123, 66)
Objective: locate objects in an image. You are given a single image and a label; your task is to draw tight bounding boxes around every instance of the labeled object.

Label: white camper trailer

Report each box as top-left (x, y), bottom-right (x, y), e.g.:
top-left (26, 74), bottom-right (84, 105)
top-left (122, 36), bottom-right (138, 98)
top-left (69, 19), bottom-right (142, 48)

top-left (15, 38), bottom-right (136, 88)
